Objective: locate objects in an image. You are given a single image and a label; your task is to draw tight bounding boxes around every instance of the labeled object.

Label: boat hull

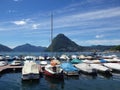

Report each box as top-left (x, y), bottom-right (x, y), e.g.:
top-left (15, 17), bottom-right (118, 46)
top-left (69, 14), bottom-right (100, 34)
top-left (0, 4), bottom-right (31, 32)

top-left (63, 71), bottom-right (79, 76)
top-left (44, 70), bottom-right (63, 79)
top-left (22, 73), bottom-right (39, 80)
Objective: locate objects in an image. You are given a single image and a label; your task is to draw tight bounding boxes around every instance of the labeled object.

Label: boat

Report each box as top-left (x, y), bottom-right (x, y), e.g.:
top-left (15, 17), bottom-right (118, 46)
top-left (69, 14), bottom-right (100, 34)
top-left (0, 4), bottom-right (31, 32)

top-left (10, 60), bottom-right (23, 66)
top-left (90, 63), bottom-right (112, 75)
top-left (75, 63), bottom-right (97, 75)
top-left (61, 62), bottom-right (79, 76)
top-left (0, 55), bottom-right (8, 66)
top-left (78, 55), bottom-right (86, 60)
top-left (70, 55), bottom-right (77, 59)
top-left (103, 63), bottom-right (120, 72)
top-left (24, 56), bottom-right (36, 61)
top-left (104, 58), bottom-right (120, 63)
top-left (22, 60), bottom-right (40, 80)
top-left (71, 59), bottom-right (83, 64)
top-left (0, 60), bottom-right (8, 66)
top-left (38, 56), bottom-right (45, 60)
top-left (99, 59), bottom-right (107, 63)
top-left (40, 60), bottom-right (48, 70)
top-left (60, 54), bottom-right (69, 60)
top-left (44, 64), bottom-right (63, 79)
top-left (44, 59), bottom-right (63, 79)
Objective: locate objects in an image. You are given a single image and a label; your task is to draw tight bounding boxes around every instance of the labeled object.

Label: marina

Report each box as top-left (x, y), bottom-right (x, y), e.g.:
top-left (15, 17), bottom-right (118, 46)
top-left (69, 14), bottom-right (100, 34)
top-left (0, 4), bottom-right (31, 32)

top-left (0, 52), bottom-right (120, 90)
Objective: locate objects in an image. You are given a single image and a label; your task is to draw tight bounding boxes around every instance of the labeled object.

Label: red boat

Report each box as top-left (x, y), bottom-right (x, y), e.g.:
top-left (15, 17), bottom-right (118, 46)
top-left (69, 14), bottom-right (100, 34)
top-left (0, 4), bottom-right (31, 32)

top-left (44, 64), bottom-right (63, 79)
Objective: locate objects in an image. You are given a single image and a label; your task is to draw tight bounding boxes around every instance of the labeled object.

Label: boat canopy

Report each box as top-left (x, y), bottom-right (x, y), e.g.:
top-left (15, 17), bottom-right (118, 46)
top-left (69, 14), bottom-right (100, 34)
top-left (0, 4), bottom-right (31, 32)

top-left (71, 59), bottom-right (83, 64)
top-left (61, 63), bottom-right (78, 72)
top-left (50, 59), bottom-right (60, 66)
top-left (99, 59), bottom-right (107, 63)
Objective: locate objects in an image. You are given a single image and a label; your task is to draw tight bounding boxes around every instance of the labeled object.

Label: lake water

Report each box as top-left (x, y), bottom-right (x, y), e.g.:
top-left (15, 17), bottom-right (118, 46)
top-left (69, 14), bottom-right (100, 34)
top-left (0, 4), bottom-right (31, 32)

top-left (0, 52), bottom-right (120, 90)
top-left (0, 72), bottom-right (120, 90)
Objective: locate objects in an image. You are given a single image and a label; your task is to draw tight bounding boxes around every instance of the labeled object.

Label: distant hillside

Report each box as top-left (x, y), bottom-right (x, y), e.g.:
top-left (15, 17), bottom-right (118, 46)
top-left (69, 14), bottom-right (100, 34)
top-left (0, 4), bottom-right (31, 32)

top-left (47, 34), bottom-right (83, 52)
top-left (84, 45), bottom-right (115, 52)
top-left (0, 44), bottom-right (12, 52)
top-left (110, 45), bottom-right (120, 51)
top-left (13, 43), bottom-right (46, 52)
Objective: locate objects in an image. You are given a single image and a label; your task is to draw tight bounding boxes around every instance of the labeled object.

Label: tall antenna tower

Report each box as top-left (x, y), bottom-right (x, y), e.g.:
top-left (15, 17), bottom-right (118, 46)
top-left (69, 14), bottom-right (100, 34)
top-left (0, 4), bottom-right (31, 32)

top-left (51, 13), bottom-right (53, 52)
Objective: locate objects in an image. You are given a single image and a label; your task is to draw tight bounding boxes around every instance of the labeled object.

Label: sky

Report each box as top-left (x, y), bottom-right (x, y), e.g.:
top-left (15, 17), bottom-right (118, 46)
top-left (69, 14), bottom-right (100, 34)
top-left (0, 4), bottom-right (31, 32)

top-left (0, 0), bottom-right (120, 48)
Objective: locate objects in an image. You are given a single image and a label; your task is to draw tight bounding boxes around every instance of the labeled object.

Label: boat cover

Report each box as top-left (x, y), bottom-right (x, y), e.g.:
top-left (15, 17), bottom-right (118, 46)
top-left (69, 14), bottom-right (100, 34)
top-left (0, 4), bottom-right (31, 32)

top-left (61, 63), bottom-right (78, 72)
top-left (99, 59), bottom-right (107, 63)
top-left (71, 59), bottom-right (82, 64)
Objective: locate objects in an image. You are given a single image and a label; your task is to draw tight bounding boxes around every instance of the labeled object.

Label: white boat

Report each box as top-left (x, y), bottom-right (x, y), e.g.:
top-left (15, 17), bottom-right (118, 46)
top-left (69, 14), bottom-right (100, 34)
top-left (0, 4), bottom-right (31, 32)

top-left (104, 58), bottom-right (120, 63)
top-left (10, 60), bottom-right (22, 66)
top-left (0, 55), bottom-right (8, 66)
top-left (71, 55), bottom-right (77, 59)
top-left (40, 61), bottom-right (48, 70)
top-left (22, 60), bottom-right (40, 80)
top-left (38, 56), bottom-right (45, 60)
top-left (0, 60), bottom-right (8, 66)
top-left (75, 63), bottom-right (97, 75)
top-left (24, 56), bottom-right (36, 61)
top-left (103, 63), bottom-right (120, 71)
top-left (60, 54), bottom-right (69, 60)
top-left (90, 64), bottom-right (112, 75)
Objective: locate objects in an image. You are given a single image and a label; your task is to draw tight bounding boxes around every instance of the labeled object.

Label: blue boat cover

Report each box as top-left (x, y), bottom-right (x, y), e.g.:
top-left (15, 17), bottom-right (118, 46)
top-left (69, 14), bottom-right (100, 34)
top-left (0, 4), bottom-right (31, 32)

top-left (99, 59), bottom-right (107, 63)
top-left (61, 63), bottom-right (78, 72)
top-left (71, 59), bottom-right (83, 64)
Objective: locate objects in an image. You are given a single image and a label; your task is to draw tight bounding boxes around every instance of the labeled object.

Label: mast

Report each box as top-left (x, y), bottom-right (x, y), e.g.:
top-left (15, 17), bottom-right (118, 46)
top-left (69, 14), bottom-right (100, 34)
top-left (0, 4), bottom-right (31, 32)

top-left (51, 13), bottom-right (53, 52)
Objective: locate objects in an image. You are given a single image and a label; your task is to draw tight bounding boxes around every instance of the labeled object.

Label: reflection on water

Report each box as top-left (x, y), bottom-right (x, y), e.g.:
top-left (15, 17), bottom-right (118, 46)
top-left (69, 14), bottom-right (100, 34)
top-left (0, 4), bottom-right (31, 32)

top-left (64, 75), bottom-right (80, 80)
top-left (21, 80), bottom-right (40, 90)
top-left (45, 76), bottom-right (65, 90)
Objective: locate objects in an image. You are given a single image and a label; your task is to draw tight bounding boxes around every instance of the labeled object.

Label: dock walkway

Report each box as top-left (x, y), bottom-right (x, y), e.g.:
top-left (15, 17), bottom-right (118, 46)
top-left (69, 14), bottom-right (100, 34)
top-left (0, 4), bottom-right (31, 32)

top-left (0, 65), bottom-right (23, 73)
top-left (0, 64), bottom-right (43, 74)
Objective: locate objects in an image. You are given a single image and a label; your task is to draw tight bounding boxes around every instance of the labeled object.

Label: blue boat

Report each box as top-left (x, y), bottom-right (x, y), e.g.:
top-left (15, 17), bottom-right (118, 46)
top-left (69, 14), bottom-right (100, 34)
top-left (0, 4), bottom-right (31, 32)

top-left (99, 59), bottom-right (107, 63)
top-left (71, 59), bottom-right (83, 64)
top-left (61, 63), bottom-right (79, 76)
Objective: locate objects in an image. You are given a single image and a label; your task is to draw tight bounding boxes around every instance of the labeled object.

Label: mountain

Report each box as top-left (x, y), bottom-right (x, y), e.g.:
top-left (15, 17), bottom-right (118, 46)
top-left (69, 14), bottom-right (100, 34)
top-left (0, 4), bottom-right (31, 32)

top-left (0, 44), bottom-right (12, 52)
top-left (110, 45), bottom-right (120, 51)
top-left (84, 45), bottom-right (115, 52)
top-left (47, 34), bottom-right (83, 52)
top-left (13, 43), bottom-right (46, 52)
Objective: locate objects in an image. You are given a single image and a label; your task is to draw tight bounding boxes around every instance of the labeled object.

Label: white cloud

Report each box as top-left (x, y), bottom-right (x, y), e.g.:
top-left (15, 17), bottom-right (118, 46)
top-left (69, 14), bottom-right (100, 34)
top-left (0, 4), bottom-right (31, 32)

top-left (54, 7), bottom-right (120, 28)
top-left (12, 20), bottom-right (27, 25)
top-left (32, 24), bottom-right (39, 29)
top-left (95, 35), bottom-right (104, 39)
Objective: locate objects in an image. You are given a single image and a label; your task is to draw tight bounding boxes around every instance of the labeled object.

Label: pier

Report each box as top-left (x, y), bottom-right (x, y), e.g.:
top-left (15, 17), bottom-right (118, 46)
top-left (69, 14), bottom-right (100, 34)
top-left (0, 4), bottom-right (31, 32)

top-left (0, 65), bottom-right (23, 74)
top-left (0, 64), bottom-right (43, 74)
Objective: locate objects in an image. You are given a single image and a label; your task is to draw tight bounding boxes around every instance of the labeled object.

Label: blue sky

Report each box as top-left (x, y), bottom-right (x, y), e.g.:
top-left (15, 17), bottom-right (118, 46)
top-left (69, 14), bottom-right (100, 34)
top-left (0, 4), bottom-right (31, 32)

top-left (0, 0), bottom-right (120, 48)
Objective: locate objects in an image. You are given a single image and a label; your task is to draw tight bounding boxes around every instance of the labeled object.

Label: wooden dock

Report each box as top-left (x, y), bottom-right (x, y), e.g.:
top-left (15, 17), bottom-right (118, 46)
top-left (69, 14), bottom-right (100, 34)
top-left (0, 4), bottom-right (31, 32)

top-left (0, 64), bottom-right (43, 74)
top-left (0, 65), bottom-right (23, 73)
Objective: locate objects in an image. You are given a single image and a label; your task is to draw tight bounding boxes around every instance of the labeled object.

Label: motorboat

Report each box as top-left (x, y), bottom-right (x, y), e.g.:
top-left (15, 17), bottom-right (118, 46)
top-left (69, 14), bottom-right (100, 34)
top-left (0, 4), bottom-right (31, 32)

top-left (10, 60), bottom-right (22, 66)
top-left (90, 63), bottom-right (112, 75)
top-left (22, 60), bottom-right (40, 80)
top-left (61, 62), bottom-right (79, 76)
top-left (24, 56), bottom-right (36, 61)
top-left (103, 63), bottom-right (120, 71)
top-left (60, 54), bottom-right (69, 60)
top-left (75, 63), bottom-right (97, 75)
top-left (0, 55), bottom-right (8, 66)
top-left (40, 60), bottom-right (48, 70)
top-left (44, 59), bottom-right (63, 79)
top-left (71, 59), bottom-right (83, 64)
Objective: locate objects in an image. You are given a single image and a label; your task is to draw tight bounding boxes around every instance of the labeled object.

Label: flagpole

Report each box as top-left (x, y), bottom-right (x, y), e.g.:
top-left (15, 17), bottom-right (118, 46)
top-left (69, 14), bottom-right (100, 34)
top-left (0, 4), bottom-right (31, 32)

top-left (51, 13), bottom-right (53, 52)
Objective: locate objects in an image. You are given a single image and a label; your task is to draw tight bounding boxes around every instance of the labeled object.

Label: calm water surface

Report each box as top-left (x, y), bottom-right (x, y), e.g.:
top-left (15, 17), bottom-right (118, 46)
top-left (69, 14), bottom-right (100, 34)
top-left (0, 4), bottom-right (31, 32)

top-left (0, 72), bottom-right (120, 90)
